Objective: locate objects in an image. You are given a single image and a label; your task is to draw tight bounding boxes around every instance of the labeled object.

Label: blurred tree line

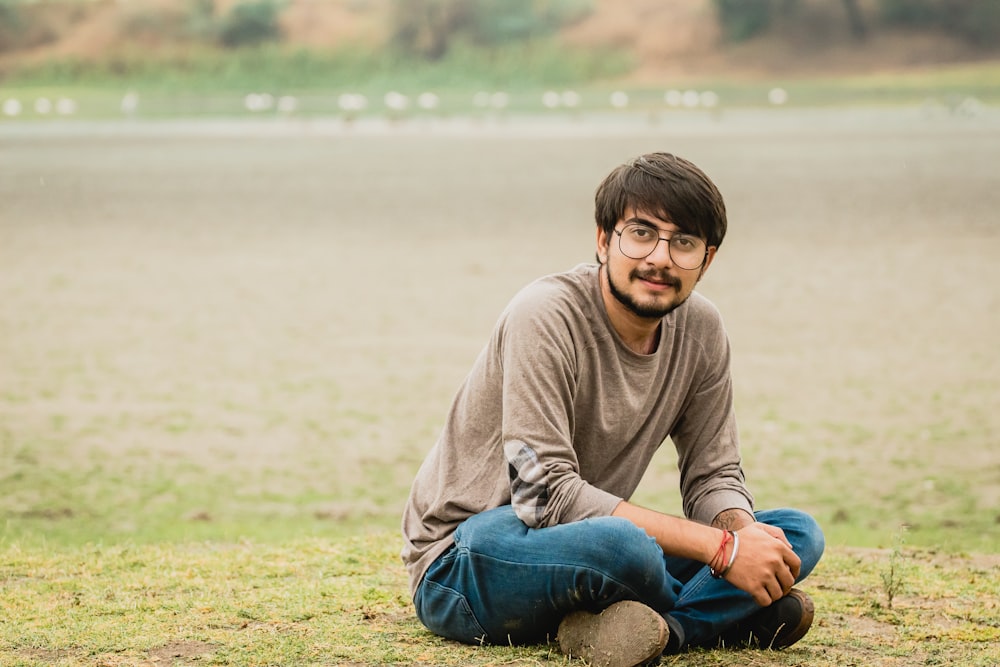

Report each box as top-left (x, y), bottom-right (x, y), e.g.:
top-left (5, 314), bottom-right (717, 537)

top-left (714, 0), bottom-right (1000, 47)
top-left (0, 0), bottom-right (286, 53)
top-left (2, 0), bottom-right (998, 58)
top-left (0, 0), bottom-right (594, 56)
top-left (387, 0), bottom-right (593, 59)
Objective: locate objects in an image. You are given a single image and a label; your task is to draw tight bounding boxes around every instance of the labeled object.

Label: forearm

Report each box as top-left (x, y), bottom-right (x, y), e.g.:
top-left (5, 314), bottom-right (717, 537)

top-left (712, 507), bottom-right (755, 531)
top-left (612, 500), bottom-right (723, 564)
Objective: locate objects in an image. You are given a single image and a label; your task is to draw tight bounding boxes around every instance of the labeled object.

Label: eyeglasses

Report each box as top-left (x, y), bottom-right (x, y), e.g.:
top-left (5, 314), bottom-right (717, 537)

top-left (614, 221), bottom-right (708, 270)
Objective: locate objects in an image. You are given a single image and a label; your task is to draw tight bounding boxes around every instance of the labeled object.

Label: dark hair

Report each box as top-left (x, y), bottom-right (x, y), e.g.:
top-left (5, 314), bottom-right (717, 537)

top-left (594, 152), bottom-right (727, 249)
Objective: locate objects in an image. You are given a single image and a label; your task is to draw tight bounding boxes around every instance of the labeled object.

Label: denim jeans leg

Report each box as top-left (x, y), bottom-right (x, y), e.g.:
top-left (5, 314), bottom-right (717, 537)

top-left (414, 506), bottom-right (824, 650)
top-left (414, 505), bottom-right (684, 645)
top-left (670, 507), bottom-right (826, 648)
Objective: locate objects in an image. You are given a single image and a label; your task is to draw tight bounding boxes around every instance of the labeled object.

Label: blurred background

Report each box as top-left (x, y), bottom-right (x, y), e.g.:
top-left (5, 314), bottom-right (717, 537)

top-left (1, 1), bottom-right (999, 556)
top-left (1, 0), bottom-right (998, 119)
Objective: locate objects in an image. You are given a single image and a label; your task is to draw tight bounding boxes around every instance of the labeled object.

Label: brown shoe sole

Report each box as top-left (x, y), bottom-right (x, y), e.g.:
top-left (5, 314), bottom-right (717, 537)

top-left (771, 588), bottom-right (815, 649)
top-left (558, 600), bottom-right (668, 667)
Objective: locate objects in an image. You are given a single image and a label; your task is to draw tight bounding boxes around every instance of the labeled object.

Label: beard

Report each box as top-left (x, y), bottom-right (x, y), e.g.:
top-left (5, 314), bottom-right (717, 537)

top-left (606, 265), bottom-right (690, 319)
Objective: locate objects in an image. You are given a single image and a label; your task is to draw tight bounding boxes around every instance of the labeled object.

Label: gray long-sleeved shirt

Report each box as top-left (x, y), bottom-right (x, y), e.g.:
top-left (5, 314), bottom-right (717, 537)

top-left (401, 263), bottom-right (753, 596)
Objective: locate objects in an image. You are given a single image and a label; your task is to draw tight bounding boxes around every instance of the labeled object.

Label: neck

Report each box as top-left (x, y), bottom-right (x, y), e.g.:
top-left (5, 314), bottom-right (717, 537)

top-left (599, 265), bottom-right (662, 355)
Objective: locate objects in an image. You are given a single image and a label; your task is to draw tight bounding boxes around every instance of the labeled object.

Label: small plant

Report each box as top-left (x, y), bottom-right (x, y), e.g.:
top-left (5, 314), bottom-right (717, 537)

top-left (880, 525), bottom-right (908, 609)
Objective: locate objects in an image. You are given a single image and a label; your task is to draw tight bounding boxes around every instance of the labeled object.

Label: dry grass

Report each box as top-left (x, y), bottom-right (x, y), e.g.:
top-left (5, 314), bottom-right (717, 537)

top-left (1, 534), bottom-right (997, 666)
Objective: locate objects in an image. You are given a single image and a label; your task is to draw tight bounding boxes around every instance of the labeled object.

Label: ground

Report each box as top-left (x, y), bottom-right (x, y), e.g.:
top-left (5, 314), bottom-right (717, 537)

top-left (1, 109), bottom-right (998, 664)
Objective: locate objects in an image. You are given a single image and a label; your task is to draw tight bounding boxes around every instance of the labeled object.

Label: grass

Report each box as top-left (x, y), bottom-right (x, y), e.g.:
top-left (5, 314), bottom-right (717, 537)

top-left (3, 410), bottom-right (997, 554)
top-left (0, 50), bottom-right (997, 121)
top-left (2, 119), bottom-right (999, 665)
top-left (2, 534), bottom-right (997, 666)
top-left (0, 41), bottom-right (634, 94)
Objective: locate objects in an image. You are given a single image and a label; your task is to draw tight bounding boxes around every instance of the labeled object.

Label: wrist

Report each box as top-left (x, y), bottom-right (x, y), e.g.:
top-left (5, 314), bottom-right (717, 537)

top-left (711, 508), bottom-right (755, 531)
top-left (706, 527), bottom-right (728, 568)
top-left (709, 529), bottom-right (739, 579)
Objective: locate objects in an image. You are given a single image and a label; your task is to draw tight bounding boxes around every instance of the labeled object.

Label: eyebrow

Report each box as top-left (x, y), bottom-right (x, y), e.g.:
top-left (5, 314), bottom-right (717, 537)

top-left (624, 216), bottom-right (685, 235)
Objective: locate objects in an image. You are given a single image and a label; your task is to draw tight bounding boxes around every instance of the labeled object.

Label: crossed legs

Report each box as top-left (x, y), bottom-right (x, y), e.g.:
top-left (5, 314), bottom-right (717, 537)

top-left (414, 505), bottom-right (824, 650)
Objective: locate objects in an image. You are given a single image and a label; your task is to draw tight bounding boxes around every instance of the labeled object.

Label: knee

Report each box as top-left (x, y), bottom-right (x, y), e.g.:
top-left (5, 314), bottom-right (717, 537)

top-left (454, 505), bottom-right (527, 551)
top-left (754, 508), bottom-right (825, 579)
top-left (574, 517), bottom-right (667, 589)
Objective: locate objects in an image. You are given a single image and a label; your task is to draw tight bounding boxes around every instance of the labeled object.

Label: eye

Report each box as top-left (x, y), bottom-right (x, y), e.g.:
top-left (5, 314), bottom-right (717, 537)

top-left (672, 235), bottom-right (697, 250)
top-left (627, 225), bottom-right (655, 241)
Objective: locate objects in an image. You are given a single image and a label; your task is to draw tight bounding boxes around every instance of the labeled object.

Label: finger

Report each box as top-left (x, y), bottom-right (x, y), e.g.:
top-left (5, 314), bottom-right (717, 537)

top-left (752, 587), bottom-right (772, 607)
top-left (777, 564), bottom-right (795, 595)
top-left (761, 524), bottom-right (793, 549)
top-left (784, 549), bottom-right (802, 580)
top-left (764, 578), bottom-right (784, 604)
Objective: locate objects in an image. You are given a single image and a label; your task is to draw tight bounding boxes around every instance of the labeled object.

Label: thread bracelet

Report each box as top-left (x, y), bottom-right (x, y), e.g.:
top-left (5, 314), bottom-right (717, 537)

top-left (710, 530), bottom-right (739, 579)
top-left (709, 529), bottom-right (729, 574)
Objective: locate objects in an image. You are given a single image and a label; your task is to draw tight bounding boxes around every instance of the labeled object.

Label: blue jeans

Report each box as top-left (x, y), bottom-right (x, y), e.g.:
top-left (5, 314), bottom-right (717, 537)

top-left (414, 506), bottom-right (824, 650)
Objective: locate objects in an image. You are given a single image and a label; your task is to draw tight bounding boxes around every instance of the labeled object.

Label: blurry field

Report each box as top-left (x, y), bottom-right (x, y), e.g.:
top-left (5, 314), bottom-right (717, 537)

top-left (1, 108), bottom-right (999, 558)
top-left (2, 109), bottom-right (1000, 666)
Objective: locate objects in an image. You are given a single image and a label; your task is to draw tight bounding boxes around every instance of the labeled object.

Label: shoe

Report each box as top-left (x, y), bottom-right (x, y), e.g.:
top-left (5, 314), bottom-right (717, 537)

top-left (558, 600), bottom-right (669, 667)
top-left (717, 588), bottom-right (814, 650)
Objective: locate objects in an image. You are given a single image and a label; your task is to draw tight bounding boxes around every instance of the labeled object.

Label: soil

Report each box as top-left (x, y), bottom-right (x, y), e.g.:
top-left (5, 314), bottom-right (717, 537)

top-left (1, 110), bottom-right (997, 515)
top-left (147, 640), bottom-right (216, 662)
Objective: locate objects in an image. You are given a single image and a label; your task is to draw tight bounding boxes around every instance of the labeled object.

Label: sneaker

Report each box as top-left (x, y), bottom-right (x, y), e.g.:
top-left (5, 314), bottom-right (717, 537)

top-left (557, 600), bottom-right (669, 667)
top-left (717, 588), bottom-right (815, 650)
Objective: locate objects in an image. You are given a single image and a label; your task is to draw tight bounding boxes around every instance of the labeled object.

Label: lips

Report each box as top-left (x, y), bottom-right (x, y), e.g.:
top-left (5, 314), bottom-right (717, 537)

top-left (634, 271), bottom-right (680, 289)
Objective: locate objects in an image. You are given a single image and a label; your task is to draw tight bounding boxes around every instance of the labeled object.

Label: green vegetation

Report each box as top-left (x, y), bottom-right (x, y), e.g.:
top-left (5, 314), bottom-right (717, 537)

top-left (0, 60), bottom-right (997, 122)
top-left (879, 528), bottom-right (909, 610)
top-left (0, 41), bottom-right (632, 93)
top-left (2, 0), bottom-right (998, 111)
top-left (218, 0), bottom-right (284, 48)
top-left (713, 0), bottom-right (1000, 45)
top-left (1, 536), bottom-right (997, 666)
top-left (388, 0), bottom-right (594, 59)
top-left (878, 0), bottom-right (1000, 46)
top-left (0, 0), bottom-right (618, 91)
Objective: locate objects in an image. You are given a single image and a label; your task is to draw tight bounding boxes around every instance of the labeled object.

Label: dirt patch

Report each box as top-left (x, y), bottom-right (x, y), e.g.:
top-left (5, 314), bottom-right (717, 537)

top-left (19, 647), bottom-right (77, 662)
top-left (147, 640), bottom-right (216, 663)
top-left (840, 546), bottom-right (1000, 572)
top-left (16, 637), bottom-right (214, 665)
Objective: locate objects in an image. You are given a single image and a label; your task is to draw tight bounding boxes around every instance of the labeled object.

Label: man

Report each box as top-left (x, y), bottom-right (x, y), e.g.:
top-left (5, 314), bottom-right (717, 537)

top-left (401, 152), bottom-right (825, 666)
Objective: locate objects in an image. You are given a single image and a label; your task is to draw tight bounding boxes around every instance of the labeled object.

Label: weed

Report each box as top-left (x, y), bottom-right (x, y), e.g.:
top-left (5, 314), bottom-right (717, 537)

top-left (880, 526), bottom-right (908, 610)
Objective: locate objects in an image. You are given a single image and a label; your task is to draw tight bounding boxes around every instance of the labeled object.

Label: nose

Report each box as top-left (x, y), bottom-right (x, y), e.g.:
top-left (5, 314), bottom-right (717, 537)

top-left (645, 237), bottom-right (674, 267)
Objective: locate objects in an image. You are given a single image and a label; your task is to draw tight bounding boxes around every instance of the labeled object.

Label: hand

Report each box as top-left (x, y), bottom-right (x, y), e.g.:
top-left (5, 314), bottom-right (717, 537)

top-left (756, 522), bottom-right (797, 557)
top-left (722, 523), bottom-right (801, 607)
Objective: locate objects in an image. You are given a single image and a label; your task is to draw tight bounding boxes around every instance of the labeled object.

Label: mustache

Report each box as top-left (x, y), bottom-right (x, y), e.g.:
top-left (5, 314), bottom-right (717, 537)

top-left (632, 270), bottom-right (681, 288)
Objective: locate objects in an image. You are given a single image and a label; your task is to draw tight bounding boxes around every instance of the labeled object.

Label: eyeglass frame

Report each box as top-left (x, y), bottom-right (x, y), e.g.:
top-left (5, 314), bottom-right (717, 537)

top-left (612, 219), bottom-right (711, 270)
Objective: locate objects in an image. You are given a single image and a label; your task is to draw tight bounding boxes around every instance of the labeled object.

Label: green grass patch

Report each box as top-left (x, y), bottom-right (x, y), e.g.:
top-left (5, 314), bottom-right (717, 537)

top-left (1, 534), bottom-right (997, 666)
top-left (0, 41), bottom-right (633, 93)
top-left (1, 49), bottom-right (997, 120)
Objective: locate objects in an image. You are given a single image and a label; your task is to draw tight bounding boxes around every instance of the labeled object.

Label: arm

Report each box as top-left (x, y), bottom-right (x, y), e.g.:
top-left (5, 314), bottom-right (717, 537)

top-left (663, 309), bottom-right (799, 603)
top-left (499, 285), bottom-right (623, 528)
top-left (712, 507), bottom-right (755, 531)
top-left (615, 501), bottom-right (800, 606)
top-left (672, 324), bottom-right (755, 525)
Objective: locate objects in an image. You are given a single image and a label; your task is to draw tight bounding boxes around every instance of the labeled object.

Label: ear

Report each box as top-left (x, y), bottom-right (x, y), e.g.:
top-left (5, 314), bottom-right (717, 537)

top-left (596, 226), bottom-right (610, 264)
top-left (697, 246), bottom-right (718, 281)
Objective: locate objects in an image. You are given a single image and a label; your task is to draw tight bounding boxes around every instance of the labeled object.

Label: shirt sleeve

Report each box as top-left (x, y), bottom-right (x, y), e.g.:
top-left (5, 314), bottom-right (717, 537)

top-left (496, 288), bottom-right (622, 528)
top-left (671, 311), bottom-right (754, 525)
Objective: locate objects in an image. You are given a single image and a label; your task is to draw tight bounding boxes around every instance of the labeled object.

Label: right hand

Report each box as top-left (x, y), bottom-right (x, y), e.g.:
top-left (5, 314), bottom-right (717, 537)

top-left (722, 523), bottom-right (800, 606)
